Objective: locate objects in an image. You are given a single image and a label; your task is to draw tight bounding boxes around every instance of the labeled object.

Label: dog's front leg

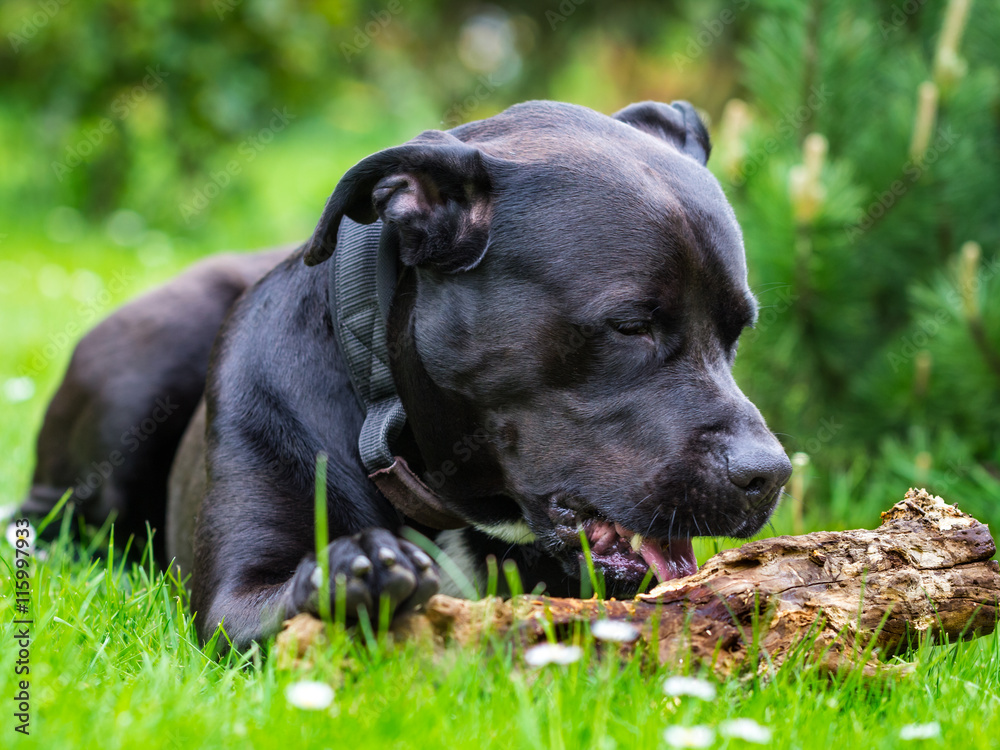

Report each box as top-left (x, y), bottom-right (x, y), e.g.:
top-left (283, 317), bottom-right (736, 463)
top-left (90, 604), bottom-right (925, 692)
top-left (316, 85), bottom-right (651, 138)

top-left (194, 526), bottom-right (439, 648)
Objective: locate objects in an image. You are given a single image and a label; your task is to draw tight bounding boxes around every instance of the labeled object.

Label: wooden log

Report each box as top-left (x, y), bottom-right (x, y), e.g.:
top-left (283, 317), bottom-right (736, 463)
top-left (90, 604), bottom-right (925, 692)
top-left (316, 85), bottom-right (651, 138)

top-left (277, 489), bottom-right (1000, 676)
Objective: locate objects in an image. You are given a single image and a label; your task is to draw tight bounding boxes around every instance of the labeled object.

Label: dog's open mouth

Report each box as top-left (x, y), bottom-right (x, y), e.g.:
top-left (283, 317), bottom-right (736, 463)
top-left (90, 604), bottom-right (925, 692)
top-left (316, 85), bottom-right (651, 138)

top-left (583, 519), bottom-right (698, 582)
top-left (581, 518), bottom-right (697, 583)
top-left (549, 502), bottom-right (698, 586)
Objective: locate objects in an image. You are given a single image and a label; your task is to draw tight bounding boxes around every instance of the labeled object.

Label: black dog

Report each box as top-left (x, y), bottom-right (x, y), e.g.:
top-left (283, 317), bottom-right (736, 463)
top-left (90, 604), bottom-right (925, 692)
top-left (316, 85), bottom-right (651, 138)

top-left (25, 100), bottom-right (791, 648)
top-left (24, 249), bottom-right (290, 559)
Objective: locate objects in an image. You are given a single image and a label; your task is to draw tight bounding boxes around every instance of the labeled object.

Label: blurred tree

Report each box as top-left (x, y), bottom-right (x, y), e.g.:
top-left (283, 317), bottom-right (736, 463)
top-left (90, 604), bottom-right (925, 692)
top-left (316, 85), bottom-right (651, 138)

top-left (720, 0), bottom-right (1000, 519)
top-left (0, 0), bottom-right (706, 224)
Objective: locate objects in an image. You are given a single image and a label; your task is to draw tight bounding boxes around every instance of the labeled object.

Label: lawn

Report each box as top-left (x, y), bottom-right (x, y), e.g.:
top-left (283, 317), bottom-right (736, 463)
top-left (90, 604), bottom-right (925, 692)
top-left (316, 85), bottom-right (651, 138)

top-left (1, 238), bottom-right (999, 748)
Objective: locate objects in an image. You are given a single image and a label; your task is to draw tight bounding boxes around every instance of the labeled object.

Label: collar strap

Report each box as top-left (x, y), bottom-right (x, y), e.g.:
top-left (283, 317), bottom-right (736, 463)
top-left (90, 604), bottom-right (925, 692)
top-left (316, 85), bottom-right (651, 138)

top-left (329, 218), bottom-right (467, 530)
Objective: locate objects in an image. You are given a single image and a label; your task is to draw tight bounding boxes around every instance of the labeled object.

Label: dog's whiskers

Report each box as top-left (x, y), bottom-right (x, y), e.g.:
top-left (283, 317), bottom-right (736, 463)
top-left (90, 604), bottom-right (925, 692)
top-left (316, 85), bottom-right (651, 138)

top-left (631, 491), bottom-right (653, 512)
top-left (665, 507), bottom-right (677, 557)
top-left (642, 508), bottom-right (661, 539)
top-left (690, 509), bottom-right (703, 537)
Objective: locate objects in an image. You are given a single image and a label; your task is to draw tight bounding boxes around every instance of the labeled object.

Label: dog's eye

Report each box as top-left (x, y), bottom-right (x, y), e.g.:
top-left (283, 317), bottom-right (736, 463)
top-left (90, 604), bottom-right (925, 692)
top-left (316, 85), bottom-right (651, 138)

top-left (611, 319), bottom-right (653, 337)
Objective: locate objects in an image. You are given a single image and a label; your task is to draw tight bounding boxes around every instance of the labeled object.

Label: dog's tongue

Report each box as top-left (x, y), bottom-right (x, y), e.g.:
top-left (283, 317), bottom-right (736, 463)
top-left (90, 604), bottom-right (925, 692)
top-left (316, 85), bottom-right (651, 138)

top-left (637, 536), bottom-right (696, 582)
top-left (587, 521), bottom-right (697, 583)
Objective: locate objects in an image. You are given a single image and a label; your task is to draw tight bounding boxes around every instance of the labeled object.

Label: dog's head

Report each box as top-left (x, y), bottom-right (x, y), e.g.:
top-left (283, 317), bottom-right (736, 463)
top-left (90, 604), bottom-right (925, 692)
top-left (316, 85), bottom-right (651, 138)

top-left (305, 101), bottom-right (791, 596)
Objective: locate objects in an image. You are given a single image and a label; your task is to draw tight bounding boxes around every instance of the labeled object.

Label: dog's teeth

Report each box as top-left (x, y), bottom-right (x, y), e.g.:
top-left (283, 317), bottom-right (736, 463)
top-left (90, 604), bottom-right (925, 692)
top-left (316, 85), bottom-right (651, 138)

top-left (630, 533), bottom-right (643, 552)
top-left (351, 555), bottom-right (373, 576)
top-left (378, 547), bottom-right (397, 567)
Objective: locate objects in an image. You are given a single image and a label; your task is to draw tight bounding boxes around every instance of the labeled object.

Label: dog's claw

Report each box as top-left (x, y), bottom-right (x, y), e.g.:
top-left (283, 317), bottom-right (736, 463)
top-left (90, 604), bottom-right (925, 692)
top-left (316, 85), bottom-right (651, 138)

top-left (309, 565), bottom-right (324, 588)
top-left (380, 567), bottom-right (417, 602)
top-left (344, 577), bottom-right (374, 615)
top-left (351, 555), bottom-right (373, 577)
top-left (411, 549), bottom-right (432, 571)
top-left (409, 567), bottom-right (439, 608)
top-left (377, 547), bottom-right (397, 567)
top-left (305, 530), bottom-right (441, 623)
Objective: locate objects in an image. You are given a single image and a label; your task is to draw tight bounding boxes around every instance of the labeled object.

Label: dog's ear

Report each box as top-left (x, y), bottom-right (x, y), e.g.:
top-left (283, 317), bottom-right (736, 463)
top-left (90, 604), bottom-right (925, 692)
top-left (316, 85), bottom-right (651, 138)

top-left (612, 100), bottom-right (711, 165)
top-left (303, 130), bottom-right (493, 273)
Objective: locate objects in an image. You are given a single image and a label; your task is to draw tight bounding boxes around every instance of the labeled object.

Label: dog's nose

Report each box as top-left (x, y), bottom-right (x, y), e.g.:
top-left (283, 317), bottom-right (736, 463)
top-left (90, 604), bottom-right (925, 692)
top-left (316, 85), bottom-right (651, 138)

top-left (727, 443), bottom-right (793, 500)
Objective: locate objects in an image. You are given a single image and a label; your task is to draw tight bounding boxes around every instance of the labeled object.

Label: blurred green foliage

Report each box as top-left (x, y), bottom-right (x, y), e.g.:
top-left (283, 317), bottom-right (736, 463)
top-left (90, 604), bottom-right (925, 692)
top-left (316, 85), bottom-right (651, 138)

top-left (724, 0), bottom-right (1000, 528)
top-left (1, 0), bottom-right (998, 528)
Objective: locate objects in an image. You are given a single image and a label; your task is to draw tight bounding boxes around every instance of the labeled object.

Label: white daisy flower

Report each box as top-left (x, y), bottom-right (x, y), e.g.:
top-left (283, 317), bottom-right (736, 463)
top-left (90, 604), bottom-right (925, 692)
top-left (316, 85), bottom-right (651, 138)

top-left (5, 521), bottom-right (34, 552)
top-left (663, 725), bottom-right (714, 748)
top-left (524, 642), bottom-right (583, 667)
top-left (662, 675), bottom-right (717, 701)
top-left (2, 377), bottom-right (35, 404)
top-left (284, 680), bottom-right (335, 710)
top-left (720, 718), bottom-right (772, 743)
top-left (899, 722), bottom-right (941, 740)
top-left (591, 619), bottom-right (640, 643)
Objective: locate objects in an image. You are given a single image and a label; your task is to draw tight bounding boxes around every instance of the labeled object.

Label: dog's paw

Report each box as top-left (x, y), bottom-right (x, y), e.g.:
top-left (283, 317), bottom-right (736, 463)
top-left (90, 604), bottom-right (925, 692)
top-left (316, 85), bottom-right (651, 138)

top-left (289, 528), bottom-right (439, 621)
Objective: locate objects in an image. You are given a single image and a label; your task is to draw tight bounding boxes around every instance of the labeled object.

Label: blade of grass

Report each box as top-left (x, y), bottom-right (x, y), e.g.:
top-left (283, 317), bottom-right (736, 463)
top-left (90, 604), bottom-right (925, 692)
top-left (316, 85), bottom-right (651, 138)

top-left (314, 451), bottom-right (331, 622)
top-left (35, 488), bottom-right (73, 535)
top-left (503, 559), bottom-right (524, 598)
top-left (400, 526), bottom-right (479, 600)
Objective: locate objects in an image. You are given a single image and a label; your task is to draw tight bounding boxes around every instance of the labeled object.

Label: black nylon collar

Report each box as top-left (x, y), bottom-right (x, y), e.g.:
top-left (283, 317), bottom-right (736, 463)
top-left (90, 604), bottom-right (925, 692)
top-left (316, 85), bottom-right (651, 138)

top-left (327, 219), bottom-right (467, 530)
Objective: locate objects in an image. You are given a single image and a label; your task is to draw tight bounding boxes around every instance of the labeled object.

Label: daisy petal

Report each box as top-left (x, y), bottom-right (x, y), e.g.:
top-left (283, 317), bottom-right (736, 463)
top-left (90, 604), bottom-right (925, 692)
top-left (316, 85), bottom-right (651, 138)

top-left (663, 725), bottom-right (715, 748)
top-left (5, 521), bottom-right (35, 552)
top-left (3, 377), bottom-right (35, 404)
top-left (662, 676), bottom-right (717, 701)
top-left (720, 718), bottom-right (773, 744)
top-left (285, 681), bottom-right (335, 710)
top-left (524, 643), bottom-right (583, 667)
top-left (899, 722), bottom-right (941, 740)
top-left (591, 619), bottom-right (640, 643)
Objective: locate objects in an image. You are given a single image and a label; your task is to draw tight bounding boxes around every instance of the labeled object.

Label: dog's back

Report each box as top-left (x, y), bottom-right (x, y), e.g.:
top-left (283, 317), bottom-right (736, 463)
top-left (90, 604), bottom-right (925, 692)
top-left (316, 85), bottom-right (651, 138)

top-left (24, 247), bottom-right (290, 558)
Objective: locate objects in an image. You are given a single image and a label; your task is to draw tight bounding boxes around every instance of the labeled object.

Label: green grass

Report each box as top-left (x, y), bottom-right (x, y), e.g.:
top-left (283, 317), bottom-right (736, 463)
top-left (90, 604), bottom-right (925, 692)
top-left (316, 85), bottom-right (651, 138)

top-left (2, 240), bottom-right (1000, 748)
top-left (2, 521), bottom-right (999, 749)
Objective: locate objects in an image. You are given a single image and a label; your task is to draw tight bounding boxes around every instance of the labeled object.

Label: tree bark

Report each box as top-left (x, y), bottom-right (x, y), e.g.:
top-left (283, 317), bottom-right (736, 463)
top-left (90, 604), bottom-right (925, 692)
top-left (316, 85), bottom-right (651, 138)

top-left (277, 489), bottom-right (1000, 676)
